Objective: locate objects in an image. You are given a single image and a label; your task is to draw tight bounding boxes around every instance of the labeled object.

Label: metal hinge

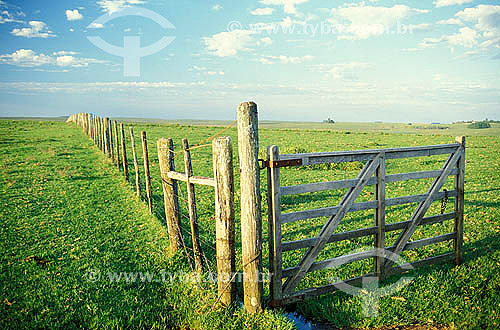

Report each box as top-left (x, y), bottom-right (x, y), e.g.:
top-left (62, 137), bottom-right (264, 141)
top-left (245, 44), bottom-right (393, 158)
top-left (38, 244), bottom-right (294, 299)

top-left (259, 158), bottom-right (302, 169)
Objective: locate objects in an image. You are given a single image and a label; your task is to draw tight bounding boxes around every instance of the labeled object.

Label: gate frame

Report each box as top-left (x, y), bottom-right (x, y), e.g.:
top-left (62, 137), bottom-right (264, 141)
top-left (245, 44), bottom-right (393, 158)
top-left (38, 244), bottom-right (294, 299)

top-left (266, 137), bottom-right (465, 306)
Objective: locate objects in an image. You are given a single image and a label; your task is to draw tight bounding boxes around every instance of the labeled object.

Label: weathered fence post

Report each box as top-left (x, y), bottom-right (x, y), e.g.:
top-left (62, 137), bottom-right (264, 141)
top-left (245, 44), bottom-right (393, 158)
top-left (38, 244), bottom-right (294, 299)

top-left (141, 131), bottom-right (153, 214)
top-left (120, 123), bottom-right (129, 181)
top-left (237, 101), bottom-right (263, 313)
top-left (374, 152), bottom-right (386, 279)
top-left (454, 136), bottom-right (465, 264)
top-left (109, 119), bottom-right (114, 162)
top-left (182, 138), bottom-right (204, 275)
top-left (104, 118), bottom-right (111, 157)
top-left (97, 117), bottom-right (102, 150)
top-left (130, 127), bottom-right (141, 197)
top-left (114, 121), bottom-right (120, 170)
top-left (157, 138), bottom-right (182, 253)
top-left (213, 136), bottom-right (236, 306)
top-left (267, 145), bottom-right (282, 305)
top-left (101, 117), bottom-right (105, 153)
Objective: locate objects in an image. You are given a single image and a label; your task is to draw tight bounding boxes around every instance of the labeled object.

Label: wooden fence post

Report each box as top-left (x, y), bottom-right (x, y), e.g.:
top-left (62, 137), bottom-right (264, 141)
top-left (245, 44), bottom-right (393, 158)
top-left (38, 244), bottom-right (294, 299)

top-left (213, 136), bottom-right (236, 306)
top-left (101, 118), bottom-right (105, 153)
top-left (105, 118), bottom-right (111, 157)
top-left (114, 121), bottom-right (120, 170)
top-left (454, 136), bottom-right (465, 264)
top-left (130, 127), bottom-right (141, 197)
top-left (267, 145), bottom-right (282, 305)
top-left (237, 101), bottom-right (263, 313)
top-left (141, 131), bottom-right (153, 214)
top-left (374, 152), bottom-right (386, 279)
top-left (158, 138), bottom-right (182, 253)
top-left (120, 123), bottom-right (129, 181)
top-left (109, 119), bottom-right (114, 162)
top-left (97, 117), bottom-right (102, 150)
top-left (182, 138), bottom-right (204, 275)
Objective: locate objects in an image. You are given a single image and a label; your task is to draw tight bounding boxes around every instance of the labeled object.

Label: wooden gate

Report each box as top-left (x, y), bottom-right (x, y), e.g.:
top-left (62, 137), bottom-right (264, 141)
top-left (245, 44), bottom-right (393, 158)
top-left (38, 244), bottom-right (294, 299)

top-left (266, 137), bottom-right (465, 306)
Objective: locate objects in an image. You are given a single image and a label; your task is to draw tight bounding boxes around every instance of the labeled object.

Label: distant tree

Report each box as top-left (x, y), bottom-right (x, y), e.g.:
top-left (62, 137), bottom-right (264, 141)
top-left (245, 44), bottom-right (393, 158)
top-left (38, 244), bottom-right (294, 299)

top-left (468, 121), bottom-right (491, 129)
top-left (323, 117), bottom-right (335, 124)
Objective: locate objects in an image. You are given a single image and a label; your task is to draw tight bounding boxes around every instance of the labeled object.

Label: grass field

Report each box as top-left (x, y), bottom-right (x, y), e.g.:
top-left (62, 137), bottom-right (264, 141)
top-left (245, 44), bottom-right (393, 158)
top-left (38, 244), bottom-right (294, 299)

top-left (1, 119), bottom-right (499, 329)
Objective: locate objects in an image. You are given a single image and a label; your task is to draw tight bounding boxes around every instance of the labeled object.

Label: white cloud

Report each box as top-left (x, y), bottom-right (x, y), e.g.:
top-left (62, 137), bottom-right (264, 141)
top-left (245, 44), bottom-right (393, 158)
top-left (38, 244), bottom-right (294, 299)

top-left (53, 51), bottom-right (79, 56)
top-left (212, 4), bottom-right (222, 11)
top-left (434, 0), bottom-right (473, 8)
top-left (425, 5), bottom-right (500, 51)
top-left (260, 37), bottom-right (273, 45)
top-left (88, 22), bottom-right (104, 29)
top-left (330, 4), bottom-right (429, 39)
top-left (97, 0), bottom-right (146, 14)
top-left (314, 62), bottom-right (370, 80)
top-left (203, 29), bottom-right (256, 57)
top-left (251, 7), bottom-right (274, 15)
top-left (0, 49), bottom-right (53, 67)
top-left (0, 49), bottom-right (105, 68)
top-left (437, 18), bottom-right (462, 25)
top-left (0, 9), bottom-right (23, 24)
top-left (69, 28), bottom-right (74, 32)
top-left (447, 27), bottom-right (478, 48)
top-left (259, 0), bottom-right (309, 14)
top-left (410, 23), bottom-right (431, 31)
top-left (10, 21), bottom-right (56, 38)
top-left (188, 65), bottom-right (224, 76)
top-left (65, 9), bottom-right (83, 21)
top-left (259, 54), bottom-right (313, 64)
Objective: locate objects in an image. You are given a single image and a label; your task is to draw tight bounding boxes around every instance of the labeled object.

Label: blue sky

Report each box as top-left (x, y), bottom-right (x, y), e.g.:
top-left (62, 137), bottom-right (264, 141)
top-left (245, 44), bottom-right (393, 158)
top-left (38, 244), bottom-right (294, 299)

top-left (0, 0), bottom-right (499, 122)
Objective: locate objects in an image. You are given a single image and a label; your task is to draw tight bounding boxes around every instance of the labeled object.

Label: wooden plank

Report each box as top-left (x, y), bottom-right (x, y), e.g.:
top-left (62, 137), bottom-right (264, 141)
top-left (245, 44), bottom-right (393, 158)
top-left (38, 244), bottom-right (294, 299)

top-left (167, 171), bottom-right (187, 182)
top-left (281, 190), bottom-right (456, 224)
top-left (374, 153), bottom-right (386, 278)
top-left (281, 213), bottom-right (456, 252)
top-left (454, 136), bottom-right (465, 264)
top-left (237, 102), bottom-right (263, 313)
top-left (390, 232), bottom-right (456, 251)
top-left (267, 145), bottom-right (283, 303)
top-left (183, 138), bottom-right (204, 275)
top-left (279, 144), bottom-right (459, 165)
top-left (141, 131), bottom-right (153, 214)
top-left (281, 201), bottom-right (377, 223)
top-left (279, 252), bottom-right (455, 304)
top-left (129, 127), bottom-right (141, 197)
top-left (389, 149), bottom-right (461, 264)
top-left (280, 169), bottom-right (458, 196)
top-left (385, 252), bottom-right (455, 276)
top-left (385, 212), bottom-right (456, 232)
top-left (385, 190), bottom-right (457, 207)
top-left (282, 154), bottom-right (381, 295)
top-left (157, 138), bottom-right (182, 253)
top-left (282, 249), bottom-right (377, 278)
top-left (190, 176), bottom-right (215, 186)
top-left (165, 171), bottom-right (214, 186)
top-left (212, 136), bottom-right (236, 306)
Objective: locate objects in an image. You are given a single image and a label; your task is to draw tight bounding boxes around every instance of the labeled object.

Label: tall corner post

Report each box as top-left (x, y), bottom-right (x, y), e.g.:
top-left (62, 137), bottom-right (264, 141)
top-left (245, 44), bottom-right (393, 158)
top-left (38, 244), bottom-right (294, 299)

top-left (454, 136), bottom-right (465, 265)
top-left (237, 101), bottom-right (263, 313)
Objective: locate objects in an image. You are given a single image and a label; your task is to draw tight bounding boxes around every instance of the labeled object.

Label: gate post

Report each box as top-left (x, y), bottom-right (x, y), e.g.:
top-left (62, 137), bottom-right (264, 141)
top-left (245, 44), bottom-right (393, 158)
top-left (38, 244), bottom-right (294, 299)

top-left (267, 145), bottom-right (283, 305)
top-left (213, 136), bottom-right (236, 306)
top-left (454, 136), bottom-right (465, 264)
top-left (237, 101), bottom-right (263, 313)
